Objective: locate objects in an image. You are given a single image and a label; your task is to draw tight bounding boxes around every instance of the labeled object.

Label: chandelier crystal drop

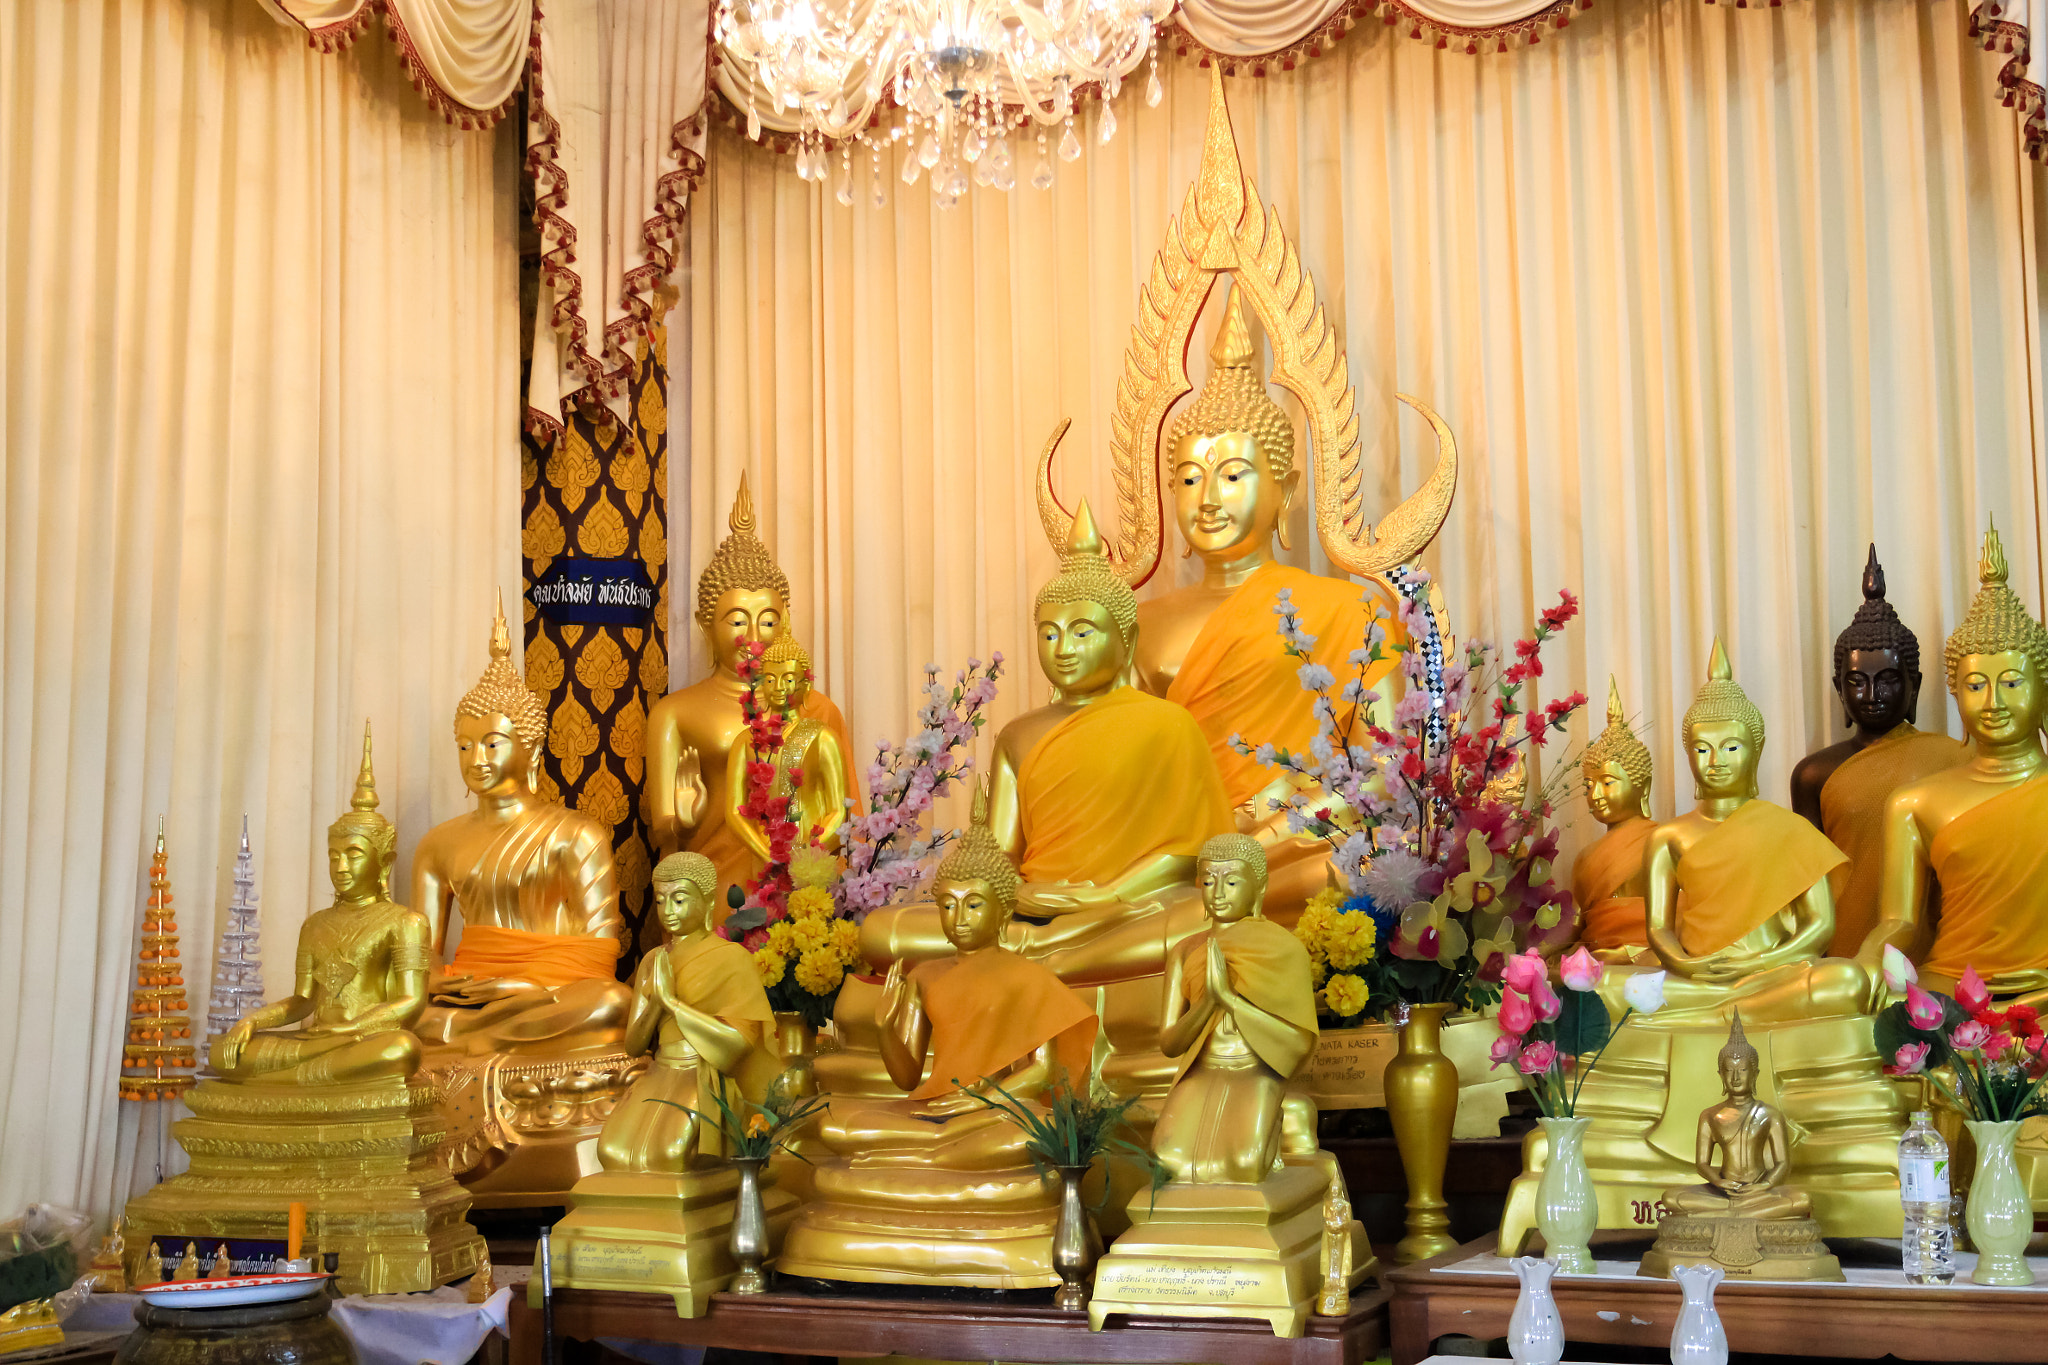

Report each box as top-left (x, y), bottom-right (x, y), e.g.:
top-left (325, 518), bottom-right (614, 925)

top-left (717, 0), bottom-right (1172, 206)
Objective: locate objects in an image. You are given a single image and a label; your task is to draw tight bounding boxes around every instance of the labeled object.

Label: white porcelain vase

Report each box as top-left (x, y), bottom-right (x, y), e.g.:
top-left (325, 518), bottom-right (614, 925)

top-left (1506, 1255), bottom-right (1564, 1365)
top-left (1668, 1262), bottom-right (1727, 1365)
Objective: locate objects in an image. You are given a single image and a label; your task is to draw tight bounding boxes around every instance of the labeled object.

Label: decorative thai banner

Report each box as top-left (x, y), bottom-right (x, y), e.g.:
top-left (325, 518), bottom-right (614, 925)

top-left (529, 557), bottom-right (657, 626)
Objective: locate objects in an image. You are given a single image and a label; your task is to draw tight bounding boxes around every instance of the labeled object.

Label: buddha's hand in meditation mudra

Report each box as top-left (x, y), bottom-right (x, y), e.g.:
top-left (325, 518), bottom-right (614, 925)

top-left (1013, 880), bottom-right (1118, 917)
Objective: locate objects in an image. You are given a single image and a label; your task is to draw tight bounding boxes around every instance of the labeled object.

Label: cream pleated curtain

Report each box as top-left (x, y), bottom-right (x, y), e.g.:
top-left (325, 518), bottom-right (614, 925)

top-left (0, 0), bottom-right (519, 1216)
top-left (686, 0), bottom-right (2046, 847)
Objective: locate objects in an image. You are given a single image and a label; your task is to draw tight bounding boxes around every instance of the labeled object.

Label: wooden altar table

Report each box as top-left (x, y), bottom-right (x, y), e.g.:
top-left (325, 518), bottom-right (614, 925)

top-left (507, 1283), bottom-right (1391, 1365)
top-left (1387, 1232), bottom-right (2048, 1365)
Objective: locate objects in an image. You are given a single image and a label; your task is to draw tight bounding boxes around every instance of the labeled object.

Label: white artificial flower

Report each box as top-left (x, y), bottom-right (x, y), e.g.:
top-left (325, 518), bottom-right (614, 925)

top-left (1297, 662), bottom-right (1337, 691)
top-left (1622, 970), bottom-right (1668, 1015)
top-left (1881, 944), bottom-right (1918, 995)
top-left (1359, 846), bottom-right (1430, 908)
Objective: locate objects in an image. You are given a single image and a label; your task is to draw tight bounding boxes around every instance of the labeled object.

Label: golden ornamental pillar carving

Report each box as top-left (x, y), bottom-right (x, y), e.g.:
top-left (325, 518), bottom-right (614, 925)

top-left (520, 310), bottom-right (673, 965)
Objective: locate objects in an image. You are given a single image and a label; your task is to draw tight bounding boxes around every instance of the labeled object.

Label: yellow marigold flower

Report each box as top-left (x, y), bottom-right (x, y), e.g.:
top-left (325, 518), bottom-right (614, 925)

top-left (746, 1112), bottom-right (772, 1138)
top-left (1323, 972), bottom-right (1368, 1018)
top-left (1303, 887), bottom-right (1345, 919)
top-left (788, 844), bottom-right (838, 890)
top-left (828, 918), bottom-right (861, 963)
top-left (795, 945), bottom-right (844, 996)
top-left (766, 921), bottom-right (797, 955)
top-left (788, 885), bottom-right (836, 922)
top-left (791, 916), bottom-right (829, 952)
top-left (756, 949), bottom-right (788, 988)
top-left (1324, 911), bottom-right (1378, 971)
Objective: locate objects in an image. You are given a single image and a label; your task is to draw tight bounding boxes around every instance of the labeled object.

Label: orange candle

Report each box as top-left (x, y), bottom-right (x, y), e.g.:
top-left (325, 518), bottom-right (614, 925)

top-left (287, 1202), bottom-right (305, 1263)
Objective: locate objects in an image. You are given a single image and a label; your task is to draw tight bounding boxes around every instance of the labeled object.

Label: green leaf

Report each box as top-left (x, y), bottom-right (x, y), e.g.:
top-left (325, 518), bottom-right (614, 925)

top-left (1554, 988), bottom-right (1610, 1058)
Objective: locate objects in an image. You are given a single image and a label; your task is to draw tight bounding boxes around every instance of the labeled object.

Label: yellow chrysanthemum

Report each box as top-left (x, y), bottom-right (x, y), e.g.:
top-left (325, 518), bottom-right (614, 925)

top-left (788, 886), bottom-right (835, 922)
top-left (1303, 887), bottom-right (1345, 919)
top-left (756, 949), bottom-right (788, 988)
top-left (1323, 972), bottom-right (1368, 1018)
top-left (791, 916), bottom-right (830, 952)
top-left (766, 921), bottom-right (797, 956)
top-left (788, 844), bottom-right (838, 890)
top-left (795, 945), bottom-right (845, 996)
top-left (829, 918), bottom-right (861, 964)
top-left (1324, 911), bottom-right (1378, 971)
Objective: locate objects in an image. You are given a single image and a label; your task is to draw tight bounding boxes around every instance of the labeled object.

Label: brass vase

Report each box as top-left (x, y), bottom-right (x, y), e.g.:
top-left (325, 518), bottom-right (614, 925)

top-left (1051, 1162), bottom-right (1102, 1311)
top-left (770, 1011), bottom-right (818, 1103)
top-left (729, 1156), bottom-right (771, 1293)
top-left (1386, 1001), bottom-right (1459, 1264)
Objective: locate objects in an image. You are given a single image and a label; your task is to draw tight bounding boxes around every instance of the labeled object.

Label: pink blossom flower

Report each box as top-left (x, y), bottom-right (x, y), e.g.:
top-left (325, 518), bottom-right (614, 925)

top-left (1498, 991), bottom-right (1536, 1037)
top-left (1517, 1040), bottom-right (1560, 1076)
top-left (1488, 1034), bottom-right (1523, 1069)
top-left (1905, 983), bottom-right (1945, 1031)
top-left (1957, 966), bottom-right (1992, 1014)
top-left (1529, 977), bottom-right (1563, 1023)
top-left (1885, 1042), bottom-right (1931, 1076)
top-left (1502, 949), bottom-right (1548, 996)
top-left (1952, 1019), bottom-right (1993, 1051)
top-left (1559, 947), bottom-right (1603, 993)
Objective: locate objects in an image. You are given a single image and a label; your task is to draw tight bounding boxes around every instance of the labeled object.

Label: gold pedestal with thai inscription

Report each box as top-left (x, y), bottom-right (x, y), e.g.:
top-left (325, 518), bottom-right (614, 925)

top-left (1088, 1165), bottom-right (1366, 1337)
top-left (121, 1074), bottom-right (482, 1294)
top-left (550, 1167), bottom-right (798, 1313)
top-left (1307, 1016), bottom-right (1518, 1138)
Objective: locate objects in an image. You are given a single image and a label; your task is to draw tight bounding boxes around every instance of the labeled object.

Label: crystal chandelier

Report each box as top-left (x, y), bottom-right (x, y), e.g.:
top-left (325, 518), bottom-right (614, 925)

top-left (717, 0), bottom-right (1172, 206)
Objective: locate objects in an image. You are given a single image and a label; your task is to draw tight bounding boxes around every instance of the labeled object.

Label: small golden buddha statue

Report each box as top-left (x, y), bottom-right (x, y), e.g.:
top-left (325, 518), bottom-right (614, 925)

top-left (553, 852), bottom-right (795, 1313)
top-left (645, 476), bottom-right (857, 904)
top-left (779, 784), bottom-right (1101, 1289)
top-left (1090, 834), bottom-right (1372, 1337)
top-left (88, 1221), bottom-right (127, 1293)
top-left (411, 601), bottom-right (635, 1202)
top-left (724, 634), bottom-right (850, 858)
top-left (123, 731), bottom-right (483, 1293)
top-left (1792, 546), bottom-right (1965, 956)
top-left (1500, 642), bottom-right (1907, 1255)
top-left (1639, 1013), bottom-right (1844, 1280)
top-left (1860, 523), bottom-right (2048, 999)
top-left (1572, 677), bottom-right (1656, 960)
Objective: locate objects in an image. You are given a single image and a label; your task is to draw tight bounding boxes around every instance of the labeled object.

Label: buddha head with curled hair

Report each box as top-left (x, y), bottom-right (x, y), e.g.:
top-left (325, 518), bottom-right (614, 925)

top-left (1197, 832), bottom-right (1268, 925)
top-left (1034, 500), bottom-right (1140, 703)
top-left (1832, 545), bottom-right (1923, 733)
top-left (652, 852), bottom-right (720, 938)
top-left (455, 596), bottom-right (552, 798)
top-left (1167, 283), bottom-right (1301, 563)
top-left (1682, 637), bottom-right (1766, 802)
top-left (1944, 521), bottom-right (2048, 749)
top-left (1583, 676), bottom-right (1653, 825)
top-left (931, 779), bottom-right (1020, 954)
top-left (696, 473), bottom-right (794, 677)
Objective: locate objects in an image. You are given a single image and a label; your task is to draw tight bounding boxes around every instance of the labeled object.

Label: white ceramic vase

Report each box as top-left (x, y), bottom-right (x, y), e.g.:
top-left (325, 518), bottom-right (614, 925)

top-left (1668, 1262), bottom-right (1727, 1365)
top-left (1506, 1255), bottom-right (1563, 1365)
top-left (1965, 1118), bottom-right (2036, 1287)
top-left (1535, 1115), bottom-right (1597, 1274)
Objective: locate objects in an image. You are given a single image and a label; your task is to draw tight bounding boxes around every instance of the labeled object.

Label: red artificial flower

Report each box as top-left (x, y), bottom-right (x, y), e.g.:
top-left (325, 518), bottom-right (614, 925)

top-left (1538, 589), bottom-right (1580, 632)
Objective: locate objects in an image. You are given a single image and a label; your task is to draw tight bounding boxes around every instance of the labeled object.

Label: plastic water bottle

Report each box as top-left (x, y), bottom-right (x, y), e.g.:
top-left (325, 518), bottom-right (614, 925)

top-left (1899, 1110), bottom-right (1955, 1284)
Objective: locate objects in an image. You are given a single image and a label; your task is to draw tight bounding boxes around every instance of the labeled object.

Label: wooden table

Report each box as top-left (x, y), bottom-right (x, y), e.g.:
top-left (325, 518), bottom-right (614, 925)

top-left (508, 1283), bottom-right (1391, 1365)
top-left (1387, 1232), bottom-right (2048, 1365)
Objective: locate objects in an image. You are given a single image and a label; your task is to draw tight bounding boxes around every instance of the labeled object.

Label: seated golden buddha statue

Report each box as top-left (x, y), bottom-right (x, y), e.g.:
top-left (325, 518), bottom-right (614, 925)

top-left (1859, 524), bottom-right (2048, 1000)
top-left (1792, 546), bottom-right (1965, 957)
top-left (851, 503), bottom-right (1231, 1097)
top-left (645, 476), bottom-right (856, 907)
top-left (722, 634), bottom-right (849, 858)
top-left (553, 852), bottom-right (796, 1313)
top-left (1501, 639), bottom-right (1907, 1254)
top-left (124, 729), bottom-right (483, 1293)
top-left (1090, 835), bottom-right (1373, 1337)
top-left (1639, 1013), bottom-right (1844, 1281)
top-left (779, 787), bottom-right (1100, 1289)
top-left (410, 601), bottom-right (635, 1204)
top-left (1572, 677), bottom-right (1657, 961)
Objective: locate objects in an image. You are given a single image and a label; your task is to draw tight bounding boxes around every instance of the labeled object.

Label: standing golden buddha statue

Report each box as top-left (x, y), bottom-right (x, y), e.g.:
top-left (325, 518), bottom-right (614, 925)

top-left (1792, 546), bottom-right (1964, 956)
top-left (124, 728), bottom-right (483, 1293)
top-left (724, 634), bottom-right (850, 858)
top-left (1860, 524), bottom-right (2048, 997)
top-left (552, 852), bottom-right (794, 1313)
top-left (1500, 639), bottom-right (1907, 1253)
top-left (1090, 834), bottom-right (1372, 1337)
top-left (645, 476), bottom-right (856, 907)
top-left (411, 600), bottom-right (634, 1204)
top-left (1572, 676), bottom-right (1657, 959)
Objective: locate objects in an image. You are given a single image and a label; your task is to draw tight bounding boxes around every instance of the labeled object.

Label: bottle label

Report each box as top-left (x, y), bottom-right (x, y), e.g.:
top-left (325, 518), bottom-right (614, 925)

top-left (1901, 1154), bottom-right (1950, 1203)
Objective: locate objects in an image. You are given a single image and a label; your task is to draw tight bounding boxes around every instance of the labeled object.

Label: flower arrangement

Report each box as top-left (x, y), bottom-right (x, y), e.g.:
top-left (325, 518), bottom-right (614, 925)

top-left (1878, 950), bottom-right (2048, 1122)
top-left (1247, 576), bottom-right (1588, 1024)
top-left (962, 1061), bottom-right (1165, 1197)
top-left (1488, 947), bottom-right (1666, 1115)
top-left (657, 1083), bottom-right (830, 1162)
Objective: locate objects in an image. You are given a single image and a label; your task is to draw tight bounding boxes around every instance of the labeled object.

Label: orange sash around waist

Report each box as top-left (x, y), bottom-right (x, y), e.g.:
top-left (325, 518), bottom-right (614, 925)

top-left (449, 923), bottom-right (622, 990)
top-left (1674, 799), bottom-right (1847, 957)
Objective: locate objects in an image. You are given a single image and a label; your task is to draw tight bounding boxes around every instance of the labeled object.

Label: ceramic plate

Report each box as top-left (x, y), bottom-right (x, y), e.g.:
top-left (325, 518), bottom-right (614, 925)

top-left (135, 1273), bottom-right (331, 1308)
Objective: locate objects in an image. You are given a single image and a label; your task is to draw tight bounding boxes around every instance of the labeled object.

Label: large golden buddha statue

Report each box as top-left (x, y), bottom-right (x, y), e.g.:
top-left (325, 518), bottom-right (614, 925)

top-left (552, 852), bottom-right (794, 1312)
top-left (1090, 834), bottom-right (1372, 1337)
top-left (411, 601), bottom-right (634, 1203)
top-left (124, 729), bottom-right (483, 1293)
top-left (779, 786), bottom-right (1100, 1288)
top-left (1500, 640), bottom-right (1906, 1253)
top-left (645, 476), bottom-right (856, 904)
top-left (726, 634), bottom-right (849, 858)
top-left (1792, 546), bottom-right (1964, 956)
top-left (1572, 676), bottom-right (1656, 959)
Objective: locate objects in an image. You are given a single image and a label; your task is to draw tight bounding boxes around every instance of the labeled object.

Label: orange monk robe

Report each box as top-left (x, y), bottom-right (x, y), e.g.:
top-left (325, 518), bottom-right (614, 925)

top-left (448, 924), bottom-right (623, 989)
top-left (1173, 916), bottom-right (1320, 1084)
top-left (1571, 818), bottom-right (1656, 951)
top-left (1924, 775), bottom-right (2048, 983)
top-left (1016, 686), bottom-right (1233, 884)
top-left (662, 932), bottom-right (782, 1109)
top-left (1819, 726), bottom-right (1967, 957)
top-left (908, 949), bottom-right (1098, 1101)
top-left (1167, 562), bottom-right (1406, 808)
top-left (1674, 800), bottom-right (1848, 958)
top-left (694, 690), bottom-right (859, 915)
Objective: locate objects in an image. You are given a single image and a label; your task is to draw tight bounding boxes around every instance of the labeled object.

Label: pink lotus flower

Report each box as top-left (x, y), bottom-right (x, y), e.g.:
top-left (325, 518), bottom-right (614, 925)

top-left (1885, 1042), bottom-right (1931, 1076)
top-left (1498, 990), bottom-right (1536, 1038)
top-left (1517, 1040), bottom-right (1559, 1076)
top-left (1488, 1033), bottom-right (1523, 1069)
top-left (1560, 947), bottom-right (1603, 993)
top-left (1529, 977), bottom-right (1563, 1023)
top-left (1905, 983), bottom-right (1945, 1031)
top-left (1952, 1019), bottom-right (1993, 1051)
top-left (1958, 965), bottom-right (1992, 1014)
top-left (1502, 949), bottom-right (1548, 996)
top-left (1881, 945), bottom-right (1918, 995)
